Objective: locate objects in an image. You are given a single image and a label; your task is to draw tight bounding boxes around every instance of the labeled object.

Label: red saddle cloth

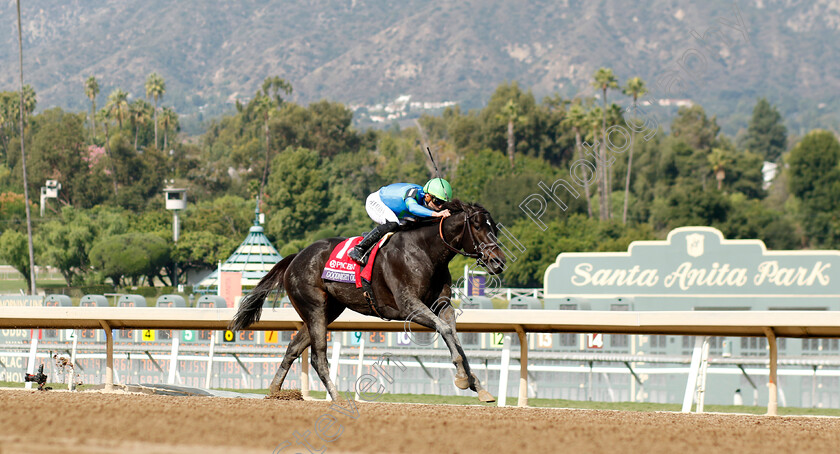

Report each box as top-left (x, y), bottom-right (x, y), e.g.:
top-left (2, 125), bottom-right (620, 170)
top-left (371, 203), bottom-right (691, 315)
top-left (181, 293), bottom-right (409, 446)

top-left (321, 235), bottom-right (389, 288)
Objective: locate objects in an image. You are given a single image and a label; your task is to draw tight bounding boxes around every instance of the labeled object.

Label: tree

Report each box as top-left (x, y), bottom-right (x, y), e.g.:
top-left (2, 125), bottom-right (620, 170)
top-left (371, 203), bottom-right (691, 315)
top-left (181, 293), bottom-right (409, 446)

top-left (89, 233), bottom-right (170, 286)
top-left (158, 107), bottom-right (179, 150)
top-left (19, 85), bottom-right (36, 118)
top-left (621, 77), bottom-right (648, 224)
top-left (707, 148), bottom-right (731, 190)
top-left (129, 99), bottom-right (152, 150)
top-left (787, 130), bottom-right (840, 247)
top-left (671, 105), bottom-right (719, 151)
top-left (106, 89), bottom-right (129, 130)
top-left (585, 105), bottom-right (605, 216)
top-left (498, 100), bottom-right (524, 169)
top-left (144, 73), bottom-right (166, 148)
top-left (95, 107), bottom-right (119, 195)
top-left (26, 108), bottom-right (88, 207)
top-left (562, 102), bottom-right (593, 217)
top-left (84, 76), bottom-right (99, 140)
top-left (744, 98), bottom-right (787, 162)
top-left (266, 147), bottom-right (330, 242)
top-left (37, 206), bottom-right (96, 285)
top-left (253, 94), bottom-right (276, 205)
top-left (592, 68), bottom-right (619, 220)
top-left (172, 231), bottom-right (238, 274)
top-left (479, 82), bottom-right (539, 159)
top-left (0, 229), bottom-right (33, 291)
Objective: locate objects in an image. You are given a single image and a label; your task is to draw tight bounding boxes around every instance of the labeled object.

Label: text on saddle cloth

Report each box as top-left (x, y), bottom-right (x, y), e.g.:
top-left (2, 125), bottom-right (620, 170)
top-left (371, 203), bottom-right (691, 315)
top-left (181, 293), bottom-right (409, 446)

top-left (320, 233), bottom-right (394, 287)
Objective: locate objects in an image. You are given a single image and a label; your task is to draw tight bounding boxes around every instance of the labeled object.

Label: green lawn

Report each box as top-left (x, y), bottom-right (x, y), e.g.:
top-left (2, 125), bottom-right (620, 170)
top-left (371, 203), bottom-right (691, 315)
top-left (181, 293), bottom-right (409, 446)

top-left (0, 277), bottom-right (68, 293)
top-left (0, 381), bottom-right (72, 390)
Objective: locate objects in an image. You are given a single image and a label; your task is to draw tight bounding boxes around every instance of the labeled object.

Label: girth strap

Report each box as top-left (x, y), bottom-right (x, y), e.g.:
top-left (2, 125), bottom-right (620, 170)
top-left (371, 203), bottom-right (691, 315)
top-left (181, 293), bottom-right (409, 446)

top-left (361, 279), bottom-right (387, 320)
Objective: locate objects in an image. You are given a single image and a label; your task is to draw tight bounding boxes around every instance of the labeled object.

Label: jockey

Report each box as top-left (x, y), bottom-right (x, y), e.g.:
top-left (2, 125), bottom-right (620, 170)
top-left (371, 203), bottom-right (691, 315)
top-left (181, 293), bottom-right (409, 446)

top-left (348, 178), bottom-right (453, 265)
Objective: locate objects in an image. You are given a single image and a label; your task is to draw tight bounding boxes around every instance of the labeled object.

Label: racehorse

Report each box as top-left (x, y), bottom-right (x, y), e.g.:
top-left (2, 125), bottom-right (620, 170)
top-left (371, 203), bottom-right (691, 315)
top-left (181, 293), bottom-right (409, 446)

top-left (230, 200), bottom-right (505, 402)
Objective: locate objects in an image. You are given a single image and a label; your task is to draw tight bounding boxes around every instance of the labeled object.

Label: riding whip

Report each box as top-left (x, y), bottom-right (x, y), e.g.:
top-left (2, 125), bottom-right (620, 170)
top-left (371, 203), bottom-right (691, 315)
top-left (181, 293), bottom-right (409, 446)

top-left (426, 146), bottom-right (443, 183)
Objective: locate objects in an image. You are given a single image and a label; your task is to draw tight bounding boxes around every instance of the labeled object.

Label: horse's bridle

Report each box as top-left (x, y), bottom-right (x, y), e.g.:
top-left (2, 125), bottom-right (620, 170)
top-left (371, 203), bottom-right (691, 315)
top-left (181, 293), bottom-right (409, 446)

top-left (438, 211), bottom-right (497, 261)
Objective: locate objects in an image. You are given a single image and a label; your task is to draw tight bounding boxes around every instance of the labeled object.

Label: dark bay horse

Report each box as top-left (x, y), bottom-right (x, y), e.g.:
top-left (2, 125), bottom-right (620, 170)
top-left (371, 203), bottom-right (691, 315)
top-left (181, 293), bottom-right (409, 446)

top-left (230, 200), bottom-right (505, 402)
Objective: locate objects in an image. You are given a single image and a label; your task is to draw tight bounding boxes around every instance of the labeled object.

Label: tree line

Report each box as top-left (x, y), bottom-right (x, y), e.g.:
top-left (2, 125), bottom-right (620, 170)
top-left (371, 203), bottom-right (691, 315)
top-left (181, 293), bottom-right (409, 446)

top-left (0, 68), bottom-right (836, 291)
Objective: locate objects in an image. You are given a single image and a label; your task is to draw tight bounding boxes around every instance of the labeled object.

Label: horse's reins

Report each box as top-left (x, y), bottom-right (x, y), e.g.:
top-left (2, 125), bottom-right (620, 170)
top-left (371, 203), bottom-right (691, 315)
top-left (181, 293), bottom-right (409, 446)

top-left (438, 212), bottom-right (483, 260)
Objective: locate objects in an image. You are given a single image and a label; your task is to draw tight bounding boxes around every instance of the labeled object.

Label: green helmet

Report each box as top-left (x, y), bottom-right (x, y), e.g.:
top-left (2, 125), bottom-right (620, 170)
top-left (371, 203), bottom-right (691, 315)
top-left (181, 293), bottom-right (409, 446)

top-left (423, 178), bottom-right (453, 202)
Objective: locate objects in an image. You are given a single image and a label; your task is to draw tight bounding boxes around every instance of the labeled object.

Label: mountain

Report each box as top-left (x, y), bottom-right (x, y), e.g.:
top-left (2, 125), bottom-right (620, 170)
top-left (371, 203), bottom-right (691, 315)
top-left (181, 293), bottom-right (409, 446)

top-left (1, 0), bottom-right (839, 135)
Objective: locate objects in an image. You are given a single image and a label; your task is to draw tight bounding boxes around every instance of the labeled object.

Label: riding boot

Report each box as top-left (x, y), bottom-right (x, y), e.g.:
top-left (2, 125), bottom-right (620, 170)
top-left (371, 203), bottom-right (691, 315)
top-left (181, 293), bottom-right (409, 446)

top-left (348, 222), bottom-right (398, 266)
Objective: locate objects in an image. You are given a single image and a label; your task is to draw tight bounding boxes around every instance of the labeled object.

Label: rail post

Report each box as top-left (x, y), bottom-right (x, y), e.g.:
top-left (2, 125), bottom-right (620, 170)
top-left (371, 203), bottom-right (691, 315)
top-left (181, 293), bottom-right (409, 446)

top-left (515, 325), bottom-right (528, 407)
top-left (99, 320), bottom-right (114, 391)
top-left (205, 331), bottom-right (215, 388)
top-left (24, 330), bottom-right (38, 390)
top-left (498, 334), bottom-right (512, 407)
top-left (764, 327), bottom-right (778, 416)
top-left (168, 331), bottom-right (180, 385)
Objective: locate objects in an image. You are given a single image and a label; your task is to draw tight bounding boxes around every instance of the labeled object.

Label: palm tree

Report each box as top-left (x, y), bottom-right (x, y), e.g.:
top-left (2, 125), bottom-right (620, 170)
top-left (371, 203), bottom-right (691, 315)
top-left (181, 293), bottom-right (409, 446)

top-left (254, 76), bottom-right (293, 206)
top-left (96, 107), bottom-right (119, 195)
top-left (621, 77), bottom-right (648, 224)
top-left (106, 89), bottom-right (129, 130)
top-left (605, 103), bottom-right (626, 203)
top-left (586, 106), bottom-right (604, 216)
top-left (158, 107), bottom-right (179, 150)
top-left (563, 102), bottom-right (592, 217)
top-left (708, 148), bottom-right (730, 190)
top-left (144, 73), bottom-right (166, 148)
top-left (20, 85), bottom-right (36, 118)
top-left (592, 68), bottom-right (619, 220)
top-left (253, 94), bottom-right (275, 203)
top-left (129, 99), bottom-right (152, 150)
top-left (84, 76), bottom-right (99, 140)
top-left (497, 99), bottom-right (524, 169)
top-left (15, 0), bottom-right (36, 294)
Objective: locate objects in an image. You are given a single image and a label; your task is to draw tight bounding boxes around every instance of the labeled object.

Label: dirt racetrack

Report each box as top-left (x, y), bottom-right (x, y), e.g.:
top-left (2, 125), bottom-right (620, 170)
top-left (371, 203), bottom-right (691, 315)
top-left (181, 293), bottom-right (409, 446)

top-left (2, 389), bottom-right (840, 453)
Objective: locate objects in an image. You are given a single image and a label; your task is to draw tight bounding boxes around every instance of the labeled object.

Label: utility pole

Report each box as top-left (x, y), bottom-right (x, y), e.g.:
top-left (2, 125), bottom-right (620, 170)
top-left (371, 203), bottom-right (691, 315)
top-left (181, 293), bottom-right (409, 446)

top-left (17, 0), bottom-right (36, 295)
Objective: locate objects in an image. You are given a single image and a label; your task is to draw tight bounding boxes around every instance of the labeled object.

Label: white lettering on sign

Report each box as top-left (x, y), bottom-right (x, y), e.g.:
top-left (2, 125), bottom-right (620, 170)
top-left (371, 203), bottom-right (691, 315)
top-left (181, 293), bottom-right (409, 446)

top-left (572, 263), bottom-right (659, 287)
top-left (570, 260), bottom-right (832, 290)
top-left (754, 261), bottom-right (830, 287)
top-left (663, 262), bottom-right (748, 290)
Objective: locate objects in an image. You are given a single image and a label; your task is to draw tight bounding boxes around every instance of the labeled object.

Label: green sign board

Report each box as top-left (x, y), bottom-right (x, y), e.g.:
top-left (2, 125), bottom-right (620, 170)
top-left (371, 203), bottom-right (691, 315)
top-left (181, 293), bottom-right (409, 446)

top-left (544, 227), bottom-right (840, 309)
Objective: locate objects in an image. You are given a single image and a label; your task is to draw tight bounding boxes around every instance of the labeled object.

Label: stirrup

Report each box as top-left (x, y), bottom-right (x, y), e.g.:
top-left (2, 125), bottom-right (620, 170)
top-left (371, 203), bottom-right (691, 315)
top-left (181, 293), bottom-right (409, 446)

top-left (348, 247), bottom-right (368, 265)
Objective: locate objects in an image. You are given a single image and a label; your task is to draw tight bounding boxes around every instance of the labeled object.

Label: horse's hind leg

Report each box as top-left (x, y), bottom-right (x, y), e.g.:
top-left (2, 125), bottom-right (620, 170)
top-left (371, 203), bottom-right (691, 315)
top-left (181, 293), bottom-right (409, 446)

top-left (268, 329), bottom-right (310, 395)
top-left (304, 298), bottom-right (344, 401)
top-left (269, 302), bottom-right (346, 396)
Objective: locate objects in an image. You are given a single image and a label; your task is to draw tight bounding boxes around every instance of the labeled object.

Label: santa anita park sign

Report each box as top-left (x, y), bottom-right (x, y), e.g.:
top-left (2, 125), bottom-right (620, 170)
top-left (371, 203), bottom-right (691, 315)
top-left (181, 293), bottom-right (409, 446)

top-left (543, 227), bottom-right (840, 310)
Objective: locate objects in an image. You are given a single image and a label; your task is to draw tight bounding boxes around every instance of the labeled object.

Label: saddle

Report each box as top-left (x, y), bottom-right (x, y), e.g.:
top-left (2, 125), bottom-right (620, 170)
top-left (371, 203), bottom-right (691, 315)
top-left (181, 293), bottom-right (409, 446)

top-left (321, 233), bottom-right (393, 319)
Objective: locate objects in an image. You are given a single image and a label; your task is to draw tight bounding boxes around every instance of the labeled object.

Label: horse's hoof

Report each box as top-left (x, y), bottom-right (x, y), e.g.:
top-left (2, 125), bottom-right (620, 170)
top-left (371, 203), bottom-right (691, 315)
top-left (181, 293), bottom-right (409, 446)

top-left (454, 375), bottom-right (470, 390)
top-left (477, 390), bottom-right (496, 403)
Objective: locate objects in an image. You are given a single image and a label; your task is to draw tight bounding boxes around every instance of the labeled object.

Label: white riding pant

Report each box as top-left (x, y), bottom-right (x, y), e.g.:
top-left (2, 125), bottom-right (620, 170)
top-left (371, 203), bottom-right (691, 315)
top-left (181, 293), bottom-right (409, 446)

top-left (366, 192), bottom-right (402, 225)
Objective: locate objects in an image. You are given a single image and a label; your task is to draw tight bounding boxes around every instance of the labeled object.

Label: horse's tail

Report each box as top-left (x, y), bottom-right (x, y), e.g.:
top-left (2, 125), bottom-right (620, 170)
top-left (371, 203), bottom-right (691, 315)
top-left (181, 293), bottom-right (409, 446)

top-left (228, 253), bottom-right (297, 331)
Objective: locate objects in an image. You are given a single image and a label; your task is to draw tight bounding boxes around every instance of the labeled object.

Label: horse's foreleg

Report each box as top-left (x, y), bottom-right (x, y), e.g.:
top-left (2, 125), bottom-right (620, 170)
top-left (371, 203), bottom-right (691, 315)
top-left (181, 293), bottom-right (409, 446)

top-left (405, 302), bottom-right (495, 402)
top-left (269, 329), bottom-right (311, 395)
top-left (440, 305), bottom-right (494, 402)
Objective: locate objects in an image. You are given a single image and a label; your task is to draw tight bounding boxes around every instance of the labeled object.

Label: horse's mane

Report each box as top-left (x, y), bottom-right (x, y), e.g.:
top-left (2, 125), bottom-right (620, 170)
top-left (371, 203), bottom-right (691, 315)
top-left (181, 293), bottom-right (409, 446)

top-left (441, 199), bottom-right (486, 214)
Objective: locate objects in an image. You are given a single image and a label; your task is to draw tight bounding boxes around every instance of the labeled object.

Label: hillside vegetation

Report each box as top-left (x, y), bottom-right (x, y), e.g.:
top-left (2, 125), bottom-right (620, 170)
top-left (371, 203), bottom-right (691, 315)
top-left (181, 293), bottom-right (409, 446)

top-left (1, 1), bottom-right (839, 135)
top-left (2, 70), bottom-right (835, 291)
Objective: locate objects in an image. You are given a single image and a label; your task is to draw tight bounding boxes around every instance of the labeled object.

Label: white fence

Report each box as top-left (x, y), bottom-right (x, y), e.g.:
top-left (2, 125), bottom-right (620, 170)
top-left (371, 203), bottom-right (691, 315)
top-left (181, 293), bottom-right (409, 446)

top-left (5, 307), bottom-right (840, 414)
